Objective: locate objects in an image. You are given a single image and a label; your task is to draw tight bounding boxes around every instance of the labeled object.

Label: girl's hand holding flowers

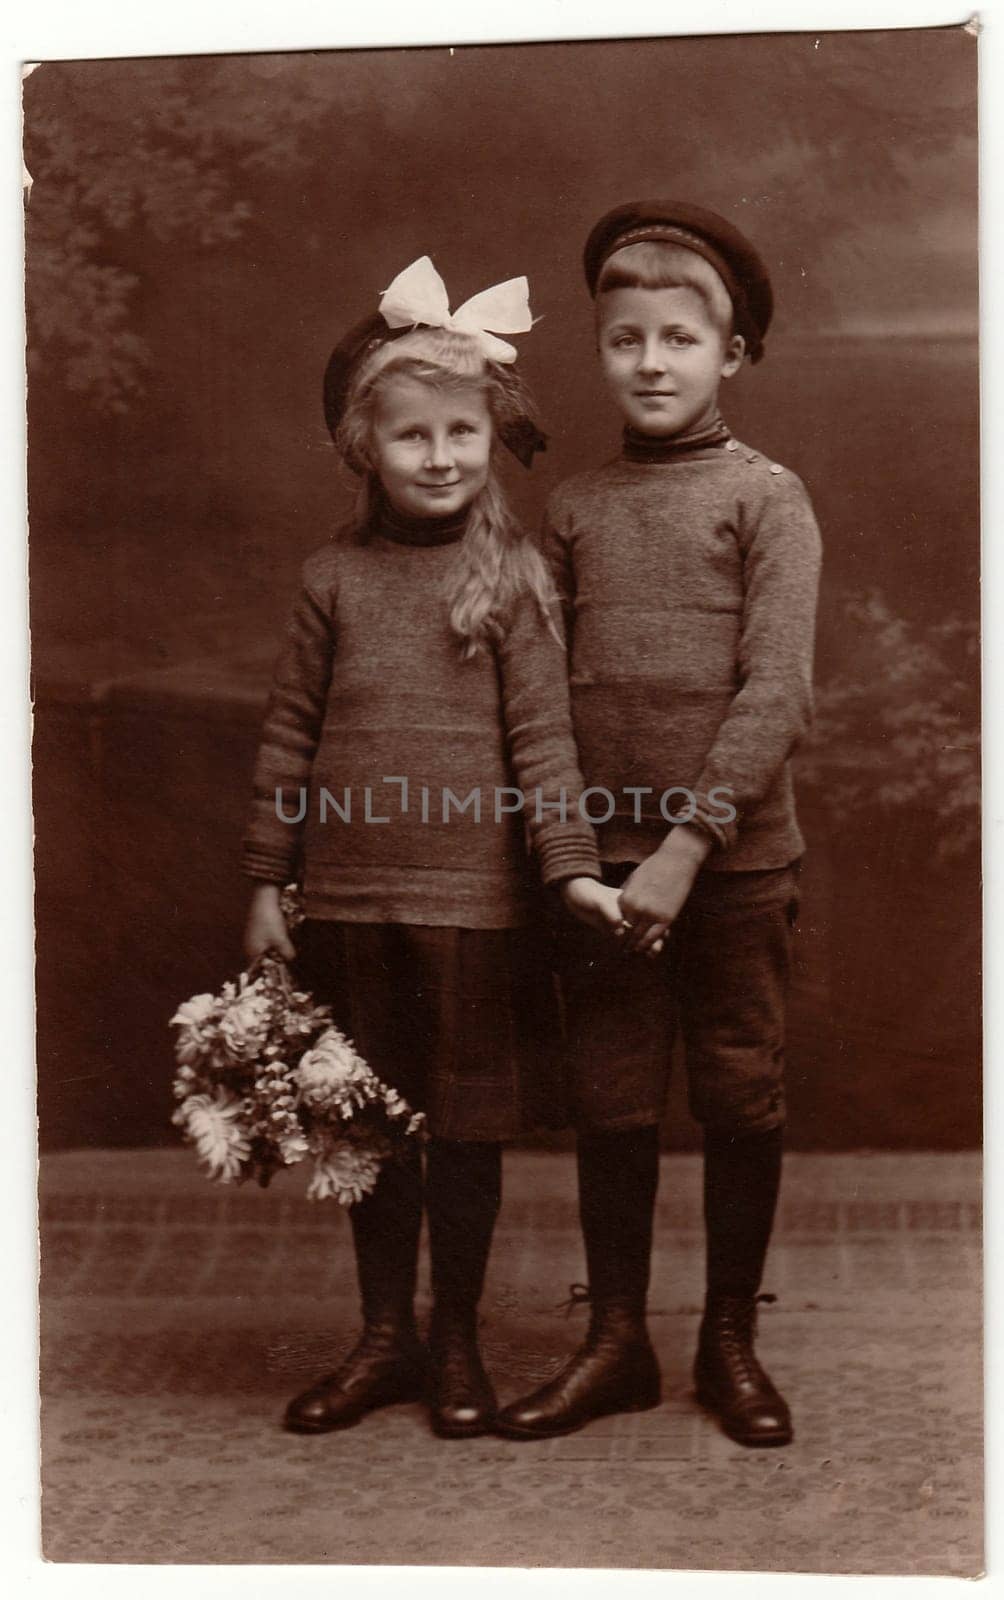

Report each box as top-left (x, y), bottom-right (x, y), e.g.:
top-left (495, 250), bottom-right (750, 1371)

top-left (244, 882), bottom-right (296, 962)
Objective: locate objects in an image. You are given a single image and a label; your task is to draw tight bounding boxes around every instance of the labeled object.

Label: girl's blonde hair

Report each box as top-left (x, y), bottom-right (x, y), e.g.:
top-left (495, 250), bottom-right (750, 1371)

top-left (597, 240), bottom-right (735, 340)
top-left (336, 326), bottom-right (556, 656)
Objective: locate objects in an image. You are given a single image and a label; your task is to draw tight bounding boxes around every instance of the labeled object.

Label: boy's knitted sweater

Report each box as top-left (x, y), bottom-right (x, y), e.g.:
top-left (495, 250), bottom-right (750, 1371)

top-left (544, 438), bottom-right (822, 872)
top-left (243, 518), bottom-right (601, 927)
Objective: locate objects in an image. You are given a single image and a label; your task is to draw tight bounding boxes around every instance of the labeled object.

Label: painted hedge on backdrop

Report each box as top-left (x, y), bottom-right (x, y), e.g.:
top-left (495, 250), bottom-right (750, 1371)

top-left (797, 589), bottom-right (979, 859)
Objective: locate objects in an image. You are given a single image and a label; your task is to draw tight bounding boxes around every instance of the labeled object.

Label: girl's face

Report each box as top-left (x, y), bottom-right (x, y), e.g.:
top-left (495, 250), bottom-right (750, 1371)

top-left (371, 375), bottom-right (493, 519)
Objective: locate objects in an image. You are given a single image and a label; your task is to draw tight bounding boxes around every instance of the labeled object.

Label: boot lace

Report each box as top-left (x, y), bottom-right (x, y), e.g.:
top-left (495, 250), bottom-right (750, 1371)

top-left (711, 1294), bottom-right (777, 1386)
top-left (555, 1282), bottom-right (592, 1317)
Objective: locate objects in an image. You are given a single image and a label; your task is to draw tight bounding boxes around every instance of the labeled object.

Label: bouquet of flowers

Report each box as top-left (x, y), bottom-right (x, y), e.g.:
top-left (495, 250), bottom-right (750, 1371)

top-left (170, 896), bottom-right (424, 1204)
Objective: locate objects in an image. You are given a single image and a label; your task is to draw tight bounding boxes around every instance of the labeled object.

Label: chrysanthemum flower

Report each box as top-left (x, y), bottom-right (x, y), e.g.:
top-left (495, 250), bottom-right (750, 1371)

top-left (169, 993), bottom-right (221, 1066)
top-left (277, 1128), bottom-right (310, 1166)
top-left (217, 984), bottom-right (271, 1062)
top-left (307, 1140), bottom-right (384, 1205)
top-left (295, 1028), bottom-right (370, 1105)
top-left (176, 1090), bottom-right (251, 1183)
top-left (170, 993), bottom-right (218, 1030)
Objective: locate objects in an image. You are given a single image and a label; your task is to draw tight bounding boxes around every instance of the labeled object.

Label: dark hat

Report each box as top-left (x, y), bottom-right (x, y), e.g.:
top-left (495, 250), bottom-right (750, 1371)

top-left (322, 312), bottom-right (547, 470)
top-left (583, 199), bottom-right (773, 363)
top-left (323, 312), bottom-right (406, 457)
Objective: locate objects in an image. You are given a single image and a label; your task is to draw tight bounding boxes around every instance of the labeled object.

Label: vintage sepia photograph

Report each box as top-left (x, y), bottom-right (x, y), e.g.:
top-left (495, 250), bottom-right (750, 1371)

top-left (27, 20), bottom-right (980, 1574)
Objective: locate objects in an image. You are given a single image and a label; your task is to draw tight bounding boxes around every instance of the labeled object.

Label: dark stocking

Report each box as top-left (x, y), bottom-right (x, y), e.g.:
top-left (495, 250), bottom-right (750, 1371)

top-left (703, 1126), bottom-right (783, 1299)
top-left (577, 1123), bottom-right (661, 1306)
top-left (425, 1137), bottom-right (502, 1312)
top-left (349, 1139), bottom-right (424, 1328)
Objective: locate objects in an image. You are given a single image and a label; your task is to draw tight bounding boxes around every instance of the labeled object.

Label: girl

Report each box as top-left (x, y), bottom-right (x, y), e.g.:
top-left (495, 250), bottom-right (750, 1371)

top-left (242, 258), bottom-right (620, 1439)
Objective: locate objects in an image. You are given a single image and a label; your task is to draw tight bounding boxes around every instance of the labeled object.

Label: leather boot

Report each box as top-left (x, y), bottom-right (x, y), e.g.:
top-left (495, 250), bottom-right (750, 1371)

top-left (693, 1294), bottom-right (792, 1447)
top-left (495, 1125), bottom-right (662, 1440)
top-left (696, 1128), bottom-right (791, 1446)
top-left (284, 1147), bottom-right (426, 1433)
top-left (283, 1318), bottom-right (427, 1433)
top-left (428, 1303), bottom-right (497, 1438)
top-left (495, 1296), bottom-right (660, 1439)
top-left (425, 1138), bottom-right (501, 1439)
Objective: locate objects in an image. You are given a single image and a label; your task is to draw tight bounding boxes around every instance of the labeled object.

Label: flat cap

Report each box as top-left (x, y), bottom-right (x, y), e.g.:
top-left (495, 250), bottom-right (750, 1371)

top-left (583, 199), bottom-right (773, 363)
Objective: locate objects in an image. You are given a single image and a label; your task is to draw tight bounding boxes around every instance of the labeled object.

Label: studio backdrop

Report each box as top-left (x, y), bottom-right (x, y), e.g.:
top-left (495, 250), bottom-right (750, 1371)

top-left (26, 29), bottom-right (979, 1150)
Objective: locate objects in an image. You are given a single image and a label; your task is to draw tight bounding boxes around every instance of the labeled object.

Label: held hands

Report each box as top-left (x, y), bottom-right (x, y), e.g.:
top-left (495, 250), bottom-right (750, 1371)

top-left (559, 876), bottom-right (625, 934)
top-left (558, 866), bottom-right (673, 961)
top-left (617, 826), bottom-right (713, 955)
top-left (244, 882), bottom-right (297, 964)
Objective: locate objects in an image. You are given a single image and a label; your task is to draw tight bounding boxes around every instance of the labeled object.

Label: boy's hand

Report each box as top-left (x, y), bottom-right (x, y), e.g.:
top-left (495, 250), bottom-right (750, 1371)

top-left (559, 877), bottom-right (624, 935)
top-left (244, 882), bottom-right (297, 963)
top-left (618, 827), bottom-right (713, 954)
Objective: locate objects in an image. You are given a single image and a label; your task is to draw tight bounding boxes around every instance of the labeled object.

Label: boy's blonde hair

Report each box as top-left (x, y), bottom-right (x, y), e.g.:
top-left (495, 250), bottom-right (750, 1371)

top-left (596, 240), bottom-right (735, 340)
top-left (337, 326), bottom-right (556, 656)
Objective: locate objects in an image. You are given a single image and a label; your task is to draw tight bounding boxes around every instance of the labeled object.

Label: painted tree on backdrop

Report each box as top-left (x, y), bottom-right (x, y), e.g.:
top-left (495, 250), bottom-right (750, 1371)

top-left (24, 41), bottom-right (973, 411)
top-left (23, 57), bottom-right (340, 411)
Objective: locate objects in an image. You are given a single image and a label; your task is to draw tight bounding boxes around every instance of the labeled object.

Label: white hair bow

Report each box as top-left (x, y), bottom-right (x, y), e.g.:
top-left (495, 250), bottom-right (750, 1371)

top-left (378, 256), bottom-right (534, 365)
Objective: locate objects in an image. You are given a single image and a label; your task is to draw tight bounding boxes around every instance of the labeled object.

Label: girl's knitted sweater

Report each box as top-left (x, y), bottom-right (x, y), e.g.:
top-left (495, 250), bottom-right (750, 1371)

top-left (243, 516), bottom-right (601, 927)
top-left (544, 438), bottom-right (823, 872)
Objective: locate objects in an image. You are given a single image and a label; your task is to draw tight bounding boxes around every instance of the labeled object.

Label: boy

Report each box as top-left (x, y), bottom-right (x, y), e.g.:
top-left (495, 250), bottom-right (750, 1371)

top-left (496, 201), bottom-right (822, 1448)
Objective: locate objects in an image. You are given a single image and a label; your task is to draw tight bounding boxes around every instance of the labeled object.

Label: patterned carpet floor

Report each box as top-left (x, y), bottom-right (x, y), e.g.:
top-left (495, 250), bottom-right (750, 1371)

top-left (39, 1149), bottom-right (982, 1573)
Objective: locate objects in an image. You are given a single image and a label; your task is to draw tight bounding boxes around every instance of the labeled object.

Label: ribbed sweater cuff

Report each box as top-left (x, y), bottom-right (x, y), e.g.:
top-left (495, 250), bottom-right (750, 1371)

top-left (685, 791), bottom-right (739, 853)
top-left (537, 830), bottom-right (603, 886)
top-left (242, 844), bottom-right (297, 884)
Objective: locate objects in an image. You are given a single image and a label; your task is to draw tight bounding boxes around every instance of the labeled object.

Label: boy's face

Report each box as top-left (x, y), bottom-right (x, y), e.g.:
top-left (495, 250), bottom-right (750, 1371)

top-left (596, 285), bottom-right (745, 438)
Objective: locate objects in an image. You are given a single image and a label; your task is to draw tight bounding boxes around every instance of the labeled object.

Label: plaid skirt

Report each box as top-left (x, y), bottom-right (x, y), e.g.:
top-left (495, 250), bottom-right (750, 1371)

top-left (294, 919), bottom-right (567, 1142)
